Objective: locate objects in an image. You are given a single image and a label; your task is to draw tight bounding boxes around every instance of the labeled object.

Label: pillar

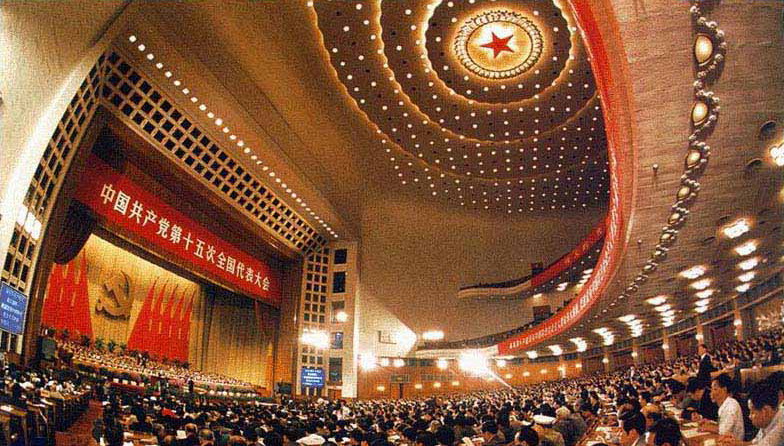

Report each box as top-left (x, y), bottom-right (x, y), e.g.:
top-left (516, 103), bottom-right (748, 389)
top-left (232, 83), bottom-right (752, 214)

top-left (732, 300), bottom-right (755, 341)
top-left (662, 330), bottom-right (675, 361)
top-left (602, 347), bottom-right (611, 372)
top-left (631, 339), bottom-right (641, 366)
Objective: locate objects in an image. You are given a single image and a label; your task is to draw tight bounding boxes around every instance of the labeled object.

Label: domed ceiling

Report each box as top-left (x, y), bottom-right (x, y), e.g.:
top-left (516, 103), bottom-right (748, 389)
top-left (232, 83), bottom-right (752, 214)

top-left (310, 0), bottom-right (609, 213)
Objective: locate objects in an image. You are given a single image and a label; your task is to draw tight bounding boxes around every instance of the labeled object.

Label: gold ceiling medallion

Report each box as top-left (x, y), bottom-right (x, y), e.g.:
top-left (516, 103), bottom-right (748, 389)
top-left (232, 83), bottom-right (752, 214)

top-left (453, 10), bottom-right (543, 80)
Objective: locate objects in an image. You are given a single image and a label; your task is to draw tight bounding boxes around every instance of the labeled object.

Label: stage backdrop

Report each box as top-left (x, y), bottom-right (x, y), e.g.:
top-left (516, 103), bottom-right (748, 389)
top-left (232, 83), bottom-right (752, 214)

top-left (42, 233), bottom-right (273, 386)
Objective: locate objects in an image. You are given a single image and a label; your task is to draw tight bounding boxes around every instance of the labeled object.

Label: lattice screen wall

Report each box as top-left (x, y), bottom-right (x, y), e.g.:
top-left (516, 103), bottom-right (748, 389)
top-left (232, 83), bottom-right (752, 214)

top-left (0, 62), bottom-right (103, 352)
top-left (296, 247), bottom-right (331, 395)
top-left (1, 47), bottom-right (328, 353)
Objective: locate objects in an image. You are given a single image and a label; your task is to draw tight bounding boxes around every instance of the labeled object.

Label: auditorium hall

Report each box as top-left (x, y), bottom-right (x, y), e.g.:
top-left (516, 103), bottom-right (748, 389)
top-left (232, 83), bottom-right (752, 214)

top-left (1, 1), bottom-right (783, 445)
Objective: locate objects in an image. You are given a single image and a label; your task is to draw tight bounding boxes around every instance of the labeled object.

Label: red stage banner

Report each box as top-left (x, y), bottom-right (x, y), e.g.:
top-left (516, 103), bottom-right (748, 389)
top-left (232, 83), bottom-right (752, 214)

top-left (74, 155), bottom-right (281, 306)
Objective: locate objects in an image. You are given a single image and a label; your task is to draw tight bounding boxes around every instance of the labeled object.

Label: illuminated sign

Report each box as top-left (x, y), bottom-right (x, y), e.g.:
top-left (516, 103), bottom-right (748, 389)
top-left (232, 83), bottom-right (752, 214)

top-left (0, 283), bottom-right (28, 335)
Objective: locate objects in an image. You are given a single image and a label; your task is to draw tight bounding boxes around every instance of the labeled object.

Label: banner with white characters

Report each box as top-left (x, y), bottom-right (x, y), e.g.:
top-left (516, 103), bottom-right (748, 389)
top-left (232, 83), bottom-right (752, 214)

top-left (74, 155), bottom-right (280, 306)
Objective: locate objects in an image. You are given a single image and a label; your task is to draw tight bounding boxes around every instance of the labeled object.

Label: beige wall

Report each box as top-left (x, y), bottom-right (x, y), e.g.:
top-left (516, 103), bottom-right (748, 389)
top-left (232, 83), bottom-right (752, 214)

top-left (358, 192), bottom-right (605, 344)
top-left (0, 2), bottom-right (126, 296)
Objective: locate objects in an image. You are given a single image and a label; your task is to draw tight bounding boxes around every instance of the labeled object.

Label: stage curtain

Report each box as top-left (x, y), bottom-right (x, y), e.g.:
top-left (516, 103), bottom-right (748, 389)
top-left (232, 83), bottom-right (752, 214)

top-left (53, 203), bottom-right (96, 264)
top-left (198, 285), bottom-right (271, 387)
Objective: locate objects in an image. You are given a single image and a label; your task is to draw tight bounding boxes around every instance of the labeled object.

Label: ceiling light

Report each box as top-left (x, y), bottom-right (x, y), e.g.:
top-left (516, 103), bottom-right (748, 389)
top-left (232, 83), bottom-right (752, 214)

top-left (661, 310), bottom-right (676, 317)
top-left (379, 358), bottom-right (390, 367)
top-left (770, 142), bottom-right (784, 166)
top-left (618, 314), bottom-right (636, 323)
top-left (422, 330), bottom-right (444, 341)
top-left (436, 358), bottom-right (449, 370)
top-left (736, 283), bottom-right (751, 293)
top-left (738, 257), bottom-right (759, 271)
top-left (646, 296), bottom-right (668, 305)
top-left (495, 359), bottom-right (507, 368)
top-left (526, 351), bottom-right (538, 359)
top-left (680, 265), bottom-right (707, 279)
top-left (691, 278), bottom-right (712, 290)
top-left (458, 351), bottom-right (490, 376)
top-left (738, 271), bottom-right (756, 282)
top-left (663, 320), bottom-right (674, 327)
top-left (695, 299), bottom-right (711, 307)
top-left (734, 240), bottom-right (758, 256)
top-left (695, 289), bottom-right (715, 299)
top-left (655, 304), bottom-right (672, 312)
top-left (335, 311), bottom-right (349, 323)
top-left (359, 354), bottom-right (377, 370)
top-left (722, 218), bottom-right (751, 239)
top-left (695, 306), bottom-right (708, 313)
top-left (548, 345), bottom-right (563, 355)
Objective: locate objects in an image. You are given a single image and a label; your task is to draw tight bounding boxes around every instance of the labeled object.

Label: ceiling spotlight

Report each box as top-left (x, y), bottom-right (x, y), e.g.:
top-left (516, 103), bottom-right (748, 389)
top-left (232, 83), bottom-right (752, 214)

top-left (770, 142), bottom-right (784, 166)
top-left (722, 218), bottom-right (751, 239)
top-left (646, 296), bottom-right (668, 306)
top-left (695, 289), bottom-right (715, 299)
top-left (736, 283), bottom-right (751, 293)
top-left (695, 306), bottom-right (708, 313)
top-left (734, 240), bottom-right (758, 256)
top-left (661, 310), bottom-right (676, 318)
top-left (618, 314), bottom-right (636, 323)
top-left (422, 330), bottom-right (445, 341)
top-left (680, 265), bottom-right (707, 279)
top-left (695, 299), bottom-right (711, 307)
top-left (360, 354), bottom-right (377, 370)
top-left (436, 358), bottom-right (449, 370)
top-left (738, 257), bottom-right (759, 271)
top-left (738, 271), bottom-right (756, 282)
top-left (655, 304), bottom-right (672, 312)
top-left (691, 278), bottom-right (712, 290)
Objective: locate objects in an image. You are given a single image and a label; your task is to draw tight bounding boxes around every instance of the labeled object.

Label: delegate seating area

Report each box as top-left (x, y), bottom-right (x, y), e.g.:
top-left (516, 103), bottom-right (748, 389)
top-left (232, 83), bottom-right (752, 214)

top-left (0, 360), bottom-right (91, 446)
top-left (56, 341), bottom-right (259, 398)
top-left (1, 328), bottom-right (782, 445)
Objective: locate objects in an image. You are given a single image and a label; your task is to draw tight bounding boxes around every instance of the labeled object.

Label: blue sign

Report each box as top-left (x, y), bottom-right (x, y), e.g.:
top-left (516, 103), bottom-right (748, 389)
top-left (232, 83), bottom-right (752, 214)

top-left (0, 283), bottom-right (28, 335)
top-left (301, 367), bottom-right (325, 388)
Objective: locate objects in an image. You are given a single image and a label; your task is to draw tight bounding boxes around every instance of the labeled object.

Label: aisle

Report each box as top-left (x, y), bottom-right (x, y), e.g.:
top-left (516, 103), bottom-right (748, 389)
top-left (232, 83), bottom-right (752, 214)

top-left (54, 400), bottom-right (101, 446)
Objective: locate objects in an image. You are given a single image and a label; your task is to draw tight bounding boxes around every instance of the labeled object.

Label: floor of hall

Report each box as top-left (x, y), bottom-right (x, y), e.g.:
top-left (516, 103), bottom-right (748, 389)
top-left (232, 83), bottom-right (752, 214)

top-left (54, 400), bottom-right (101, 446)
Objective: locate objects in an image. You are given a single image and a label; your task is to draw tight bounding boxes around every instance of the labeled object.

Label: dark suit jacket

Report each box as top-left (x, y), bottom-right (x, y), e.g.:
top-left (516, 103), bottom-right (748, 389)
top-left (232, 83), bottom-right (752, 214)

top-left (696, 354), bottom-right (716, 385)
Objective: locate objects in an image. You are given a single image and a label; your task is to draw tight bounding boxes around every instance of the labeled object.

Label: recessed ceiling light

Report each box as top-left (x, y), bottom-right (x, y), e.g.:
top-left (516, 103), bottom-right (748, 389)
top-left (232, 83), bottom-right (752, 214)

top-left (734, 240), bottom-right (758, 256)
top-left (695, 306), bottom-right (708, 313)
top-left (738, 257), bottom-right (759, 271)
top-left (646, 296), bottom-right (668, 306)
top-left (738, 271), bottom-right (756, 282)
top-left (770, 142), bottom-right (784, 166)
top-left (655, 304), bottom-right (672, 312)
top-left (695, 299), bottom-right (711, 307)
top-left (691, 278), bottom-right (712, 290)
top-left (618, 314), bottom-right (636, 323)
top-left (680, 265), bottom-right (707, 279)
top-left (722, 218), bottom-right (752, 238)
top-left (736, 283), bottom-right (751, 293)
top-left (661, 310), bottom-right (676, 317)
top-left (695, 289), bottom-right (715, 299)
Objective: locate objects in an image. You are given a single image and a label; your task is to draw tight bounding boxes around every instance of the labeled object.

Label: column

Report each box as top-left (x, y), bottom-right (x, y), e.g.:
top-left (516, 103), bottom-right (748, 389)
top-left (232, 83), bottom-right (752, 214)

top-left (631, 339), bottom-right (641, 366)
top-left (662, 329), bottom-right (675, 361)
top-left (602, 347), bottom-right (611, 372)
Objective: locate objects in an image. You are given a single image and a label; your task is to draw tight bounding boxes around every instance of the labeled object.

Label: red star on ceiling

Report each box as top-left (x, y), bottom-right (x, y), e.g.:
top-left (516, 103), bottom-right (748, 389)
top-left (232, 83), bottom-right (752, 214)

top-left (480, 32), bottom-right (514, 58)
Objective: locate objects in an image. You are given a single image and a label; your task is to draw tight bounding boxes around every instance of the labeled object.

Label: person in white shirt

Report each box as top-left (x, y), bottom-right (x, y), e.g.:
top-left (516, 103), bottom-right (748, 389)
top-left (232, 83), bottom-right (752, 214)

top-left (700, 373), bottom-right (744, 441)
top-left (718, 378), bottom-right (784, 446)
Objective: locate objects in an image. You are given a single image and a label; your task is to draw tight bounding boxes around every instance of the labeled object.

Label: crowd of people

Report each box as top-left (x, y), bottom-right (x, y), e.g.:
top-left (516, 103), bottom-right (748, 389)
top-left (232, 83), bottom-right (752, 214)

top-left (3, 329), bottom-right (783, 446)
top-left (81, 329), bottom-right (784, 446)
top-left (57, 340), bottom-right (254, 389)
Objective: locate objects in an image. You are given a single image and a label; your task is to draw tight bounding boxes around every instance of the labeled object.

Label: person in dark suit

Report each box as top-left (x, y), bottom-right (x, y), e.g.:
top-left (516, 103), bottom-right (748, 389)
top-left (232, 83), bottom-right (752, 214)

top-left (684, 377), bottom-right (718, 422)
top-left (697, 344), bottom-right (716, 385)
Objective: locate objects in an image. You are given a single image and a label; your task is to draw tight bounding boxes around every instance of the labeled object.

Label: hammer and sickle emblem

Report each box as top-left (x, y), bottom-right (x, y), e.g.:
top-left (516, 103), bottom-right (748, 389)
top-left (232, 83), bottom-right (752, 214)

top-left (96, 271), bottom-right (132, 319)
